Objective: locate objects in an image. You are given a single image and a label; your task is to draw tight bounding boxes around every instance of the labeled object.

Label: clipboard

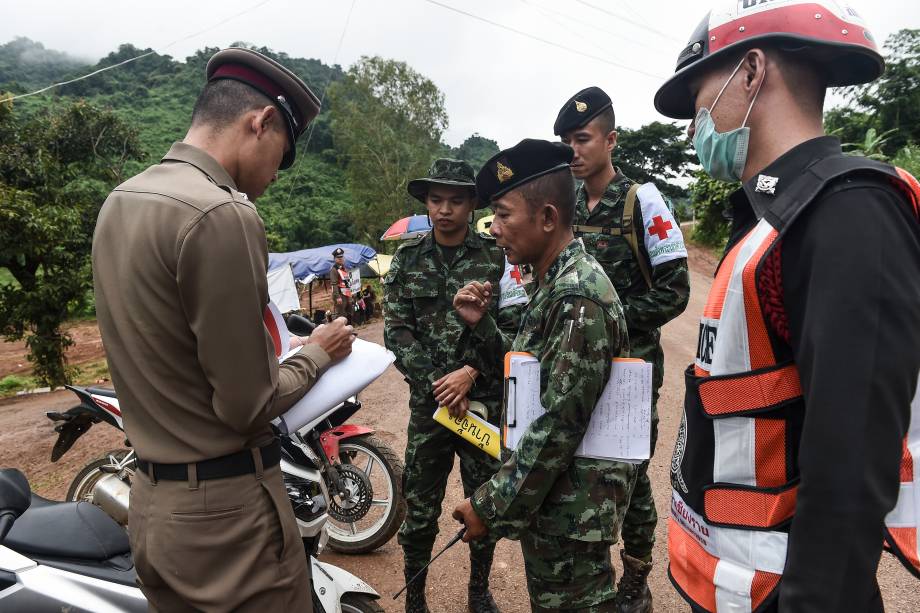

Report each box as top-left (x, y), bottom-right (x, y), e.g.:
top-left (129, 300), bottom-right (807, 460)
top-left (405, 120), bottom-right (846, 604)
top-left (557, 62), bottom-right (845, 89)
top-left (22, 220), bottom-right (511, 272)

top-left (502, 352), bottom-right (652, 463)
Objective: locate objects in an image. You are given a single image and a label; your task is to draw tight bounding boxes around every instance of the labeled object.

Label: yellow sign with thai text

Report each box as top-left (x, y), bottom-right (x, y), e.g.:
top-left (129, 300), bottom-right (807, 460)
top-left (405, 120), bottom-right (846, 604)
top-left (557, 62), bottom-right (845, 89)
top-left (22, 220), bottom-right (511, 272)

top-left (432, 405), bottom-right (501, 459)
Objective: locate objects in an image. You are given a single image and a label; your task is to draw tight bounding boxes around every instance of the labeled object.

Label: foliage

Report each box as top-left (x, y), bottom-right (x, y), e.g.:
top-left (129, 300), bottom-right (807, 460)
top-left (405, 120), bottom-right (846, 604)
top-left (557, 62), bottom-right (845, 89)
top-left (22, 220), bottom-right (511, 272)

top-left (0, 374), bottom-right (37, 396)
top-left (841, 127), bottom-right (897, 161)
top-left (258, 156), bottom-right (356, 251)
top-left (616, 121), bottom-right (693, 200)
top-left (328, 56), bottom-right (448, 250)
top-left (447, 134), bottom-right (499, 172)
top-left (893, 145), bottom-right (920, 178)
top-left (827, 29), bottom-right (920, 156)
top-left (0, 98), bottom-right (141, 386)
top-left (0, 37), bottom-right (88, 93)
top-left (689, 170), bottom-right (735, 249)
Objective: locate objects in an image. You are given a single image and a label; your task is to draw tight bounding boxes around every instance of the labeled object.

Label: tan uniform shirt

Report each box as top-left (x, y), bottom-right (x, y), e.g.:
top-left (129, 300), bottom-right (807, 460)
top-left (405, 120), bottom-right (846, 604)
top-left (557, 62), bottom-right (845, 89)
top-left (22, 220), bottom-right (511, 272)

top-left (92, 142), bottom-right (330, 463)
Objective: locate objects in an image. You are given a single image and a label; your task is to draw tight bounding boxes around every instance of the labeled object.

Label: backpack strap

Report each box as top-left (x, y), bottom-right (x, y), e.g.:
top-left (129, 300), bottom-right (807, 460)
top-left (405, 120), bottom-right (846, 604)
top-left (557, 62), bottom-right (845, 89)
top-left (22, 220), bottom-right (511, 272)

top-left (572, 184), bottom-right (653, 288)
top-left (623, 184), bottom-right (653, 288)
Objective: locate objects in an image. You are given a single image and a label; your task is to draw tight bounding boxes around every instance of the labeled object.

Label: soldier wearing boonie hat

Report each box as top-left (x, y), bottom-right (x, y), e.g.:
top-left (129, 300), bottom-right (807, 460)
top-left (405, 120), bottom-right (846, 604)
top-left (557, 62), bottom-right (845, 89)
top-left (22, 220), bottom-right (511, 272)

top-left (386, 158), bottom-right (526, 613)
top-left (452, 139), bottom-right (637, 611)
top-left (93, 47), bottom-right (355, 611)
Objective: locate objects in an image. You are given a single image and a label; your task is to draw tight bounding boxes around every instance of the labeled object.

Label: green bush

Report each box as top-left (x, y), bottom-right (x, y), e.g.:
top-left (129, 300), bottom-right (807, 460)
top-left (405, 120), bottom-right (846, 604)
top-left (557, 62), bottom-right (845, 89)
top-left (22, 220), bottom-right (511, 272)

top-left (689, 170), bottom-right (735, 249)
top-left (0, 374), bottom-right (37, 396)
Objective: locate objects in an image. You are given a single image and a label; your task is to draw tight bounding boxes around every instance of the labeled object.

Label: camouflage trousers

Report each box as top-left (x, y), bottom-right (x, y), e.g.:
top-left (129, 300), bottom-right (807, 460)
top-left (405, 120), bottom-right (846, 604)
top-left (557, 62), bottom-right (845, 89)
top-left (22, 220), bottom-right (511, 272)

top-left (620, 367), bottom-right (661, 561)
top-left (398, 402), bottom-right (501, 571)
top-left (521, 531), bottom-right (618, 611)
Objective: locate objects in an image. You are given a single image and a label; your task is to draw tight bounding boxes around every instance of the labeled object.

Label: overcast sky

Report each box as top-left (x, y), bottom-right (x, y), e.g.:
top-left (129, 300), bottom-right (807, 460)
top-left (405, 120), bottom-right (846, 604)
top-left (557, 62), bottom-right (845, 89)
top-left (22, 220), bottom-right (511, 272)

top-left (3, 0), bottom-right (918, 148)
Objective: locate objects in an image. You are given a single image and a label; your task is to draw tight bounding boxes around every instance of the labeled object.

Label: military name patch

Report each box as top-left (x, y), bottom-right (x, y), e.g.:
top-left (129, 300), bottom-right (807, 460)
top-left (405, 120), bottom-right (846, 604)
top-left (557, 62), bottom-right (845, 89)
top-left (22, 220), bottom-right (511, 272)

top-left (496, 161), bottom-right (514, 183)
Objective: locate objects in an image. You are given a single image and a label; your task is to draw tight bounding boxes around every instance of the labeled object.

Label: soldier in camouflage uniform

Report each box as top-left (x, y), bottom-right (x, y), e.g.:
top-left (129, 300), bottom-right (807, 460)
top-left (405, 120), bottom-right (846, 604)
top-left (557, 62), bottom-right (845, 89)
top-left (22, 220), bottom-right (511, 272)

top-left (555, 87), bottom-right (690, 612)
top-left (453, 139), bottom-right (638, 612)
top-left (384, 158), bottom-right (526, 613)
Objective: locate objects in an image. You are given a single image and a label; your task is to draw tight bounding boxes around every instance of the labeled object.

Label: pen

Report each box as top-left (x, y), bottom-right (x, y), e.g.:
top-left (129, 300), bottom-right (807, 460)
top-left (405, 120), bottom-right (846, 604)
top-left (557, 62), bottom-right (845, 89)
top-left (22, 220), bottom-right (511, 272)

top-left (567, 306), bottom-right (585, 344)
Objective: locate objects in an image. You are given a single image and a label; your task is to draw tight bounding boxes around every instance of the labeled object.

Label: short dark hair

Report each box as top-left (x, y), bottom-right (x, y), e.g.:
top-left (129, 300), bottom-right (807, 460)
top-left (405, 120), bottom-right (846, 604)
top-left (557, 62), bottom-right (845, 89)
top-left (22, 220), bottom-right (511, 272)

top-left (593, 106), bottom-right (616, 136)
top-left (515, 168), bottom-right (576, 226)
top-left (190, 79), bottom-right (275, 130)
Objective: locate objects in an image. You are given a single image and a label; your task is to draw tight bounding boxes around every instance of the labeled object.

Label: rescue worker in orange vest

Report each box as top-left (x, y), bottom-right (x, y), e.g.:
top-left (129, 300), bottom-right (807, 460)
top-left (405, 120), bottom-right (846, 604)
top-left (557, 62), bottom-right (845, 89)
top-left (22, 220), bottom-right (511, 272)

top-left (655, 2), bottom-right (920, 612)
top-left (329, 247), bottom-right (352, 321)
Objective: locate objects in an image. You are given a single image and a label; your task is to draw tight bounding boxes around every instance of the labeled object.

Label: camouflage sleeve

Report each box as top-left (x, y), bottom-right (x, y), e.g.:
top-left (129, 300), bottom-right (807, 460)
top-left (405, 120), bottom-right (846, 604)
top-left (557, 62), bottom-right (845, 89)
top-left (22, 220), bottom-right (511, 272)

top-left (459, 294), bottom-right (525, 379)
top-left (382, 253), bottom-right (444, 385)
top-left (621, 257), bottom-right (690, 333)
top-left (456, 308), bottom-right (516, 376)
top-left (470, 296), bottom-right (616, 538)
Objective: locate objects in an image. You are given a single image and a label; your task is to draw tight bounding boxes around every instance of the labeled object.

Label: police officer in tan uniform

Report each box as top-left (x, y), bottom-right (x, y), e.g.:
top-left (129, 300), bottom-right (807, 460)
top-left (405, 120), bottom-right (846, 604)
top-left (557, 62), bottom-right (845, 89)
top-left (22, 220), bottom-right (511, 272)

top-left (92, 48), bottom-right (355, 611)
top-left (329, 247), bottom-right (352, 320)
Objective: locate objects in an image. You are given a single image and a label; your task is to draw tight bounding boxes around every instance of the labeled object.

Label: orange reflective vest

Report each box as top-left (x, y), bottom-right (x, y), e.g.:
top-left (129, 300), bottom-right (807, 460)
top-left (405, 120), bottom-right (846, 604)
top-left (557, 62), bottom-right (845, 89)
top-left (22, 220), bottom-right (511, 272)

top-left (669, 158), bottom-right (920, 612)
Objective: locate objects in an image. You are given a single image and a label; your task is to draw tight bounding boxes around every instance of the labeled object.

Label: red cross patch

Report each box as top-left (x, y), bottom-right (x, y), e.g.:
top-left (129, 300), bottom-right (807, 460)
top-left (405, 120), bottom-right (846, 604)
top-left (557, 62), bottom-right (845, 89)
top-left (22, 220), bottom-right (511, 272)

top-left (648, 215), bottom-right (673, 240)
top-left (509, 265), bottom-right (524, 285)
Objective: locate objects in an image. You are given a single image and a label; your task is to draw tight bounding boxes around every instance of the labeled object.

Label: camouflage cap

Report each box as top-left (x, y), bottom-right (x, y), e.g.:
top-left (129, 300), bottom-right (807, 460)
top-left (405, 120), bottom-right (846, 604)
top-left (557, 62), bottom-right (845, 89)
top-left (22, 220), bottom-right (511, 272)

top-left (408, 158), bottom-right (483, 207)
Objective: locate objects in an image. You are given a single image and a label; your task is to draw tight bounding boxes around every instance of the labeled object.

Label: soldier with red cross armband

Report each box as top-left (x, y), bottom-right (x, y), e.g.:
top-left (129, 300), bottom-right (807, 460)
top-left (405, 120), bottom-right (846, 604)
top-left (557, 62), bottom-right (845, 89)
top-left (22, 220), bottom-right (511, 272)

top-left (554, 86), bottom-right (691, 612)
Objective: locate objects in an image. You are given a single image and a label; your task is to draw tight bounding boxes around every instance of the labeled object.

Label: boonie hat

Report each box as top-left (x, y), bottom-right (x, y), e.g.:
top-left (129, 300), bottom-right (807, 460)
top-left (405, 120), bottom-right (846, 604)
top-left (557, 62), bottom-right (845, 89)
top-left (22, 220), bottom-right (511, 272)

top-left (408, 158), bottom-right (483, 207)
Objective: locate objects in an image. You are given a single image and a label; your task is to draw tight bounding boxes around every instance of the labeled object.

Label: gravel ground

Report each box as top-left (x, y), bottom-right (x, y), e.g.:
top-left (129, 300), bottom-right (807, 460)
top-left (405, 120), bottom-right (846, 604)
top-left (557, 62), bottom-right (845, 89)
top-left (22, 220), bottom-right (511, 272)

top-left (1, 244), bottom-right (917, 612)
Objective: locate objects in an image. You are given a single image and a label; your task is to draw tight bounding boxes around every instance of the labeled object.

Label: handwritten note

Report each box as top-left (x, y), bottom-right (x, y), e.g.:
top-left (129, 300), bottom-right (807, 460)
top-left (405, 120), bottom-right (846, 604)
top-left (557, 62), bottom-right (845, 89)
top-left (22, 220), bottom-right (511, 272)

top-left (504, 354), bottom-right (652, 463)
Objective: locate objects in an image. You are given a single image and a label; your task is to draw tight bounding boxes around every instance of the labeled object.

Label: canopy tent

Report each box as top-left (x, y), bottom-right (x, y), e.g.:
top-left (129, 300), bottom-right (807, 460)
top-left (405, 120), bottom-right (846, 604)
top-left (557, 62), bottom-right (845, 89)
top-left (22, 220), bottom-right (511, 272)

top-left (268, 243), bottom-right (377, 281)
top-left (266, 264), bottom-right (301, 313)
top-left (358, 254), bottom-right (393, 279)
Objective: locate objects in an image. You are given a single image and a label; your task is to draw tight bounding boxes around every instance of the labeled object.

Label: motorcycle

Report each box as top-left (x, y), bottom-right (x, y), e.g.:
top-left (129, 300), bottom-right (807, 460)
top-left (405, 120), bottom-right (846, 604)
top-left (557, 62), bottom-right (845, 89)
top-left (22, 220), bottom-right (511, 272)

top-left (47, 314), bottom-right (406, 555)
top-left (0, 463), bottom-right (382, 612)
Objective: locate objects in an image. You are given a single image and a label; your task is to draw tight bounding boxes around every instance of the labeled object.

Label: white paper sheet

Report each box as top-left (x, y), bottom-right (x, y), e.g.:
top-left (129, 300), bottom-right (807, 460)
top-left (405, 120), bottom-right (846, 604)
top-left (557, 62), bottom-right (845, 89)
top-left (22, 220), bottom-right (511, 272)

top-left (274, 338), bottom-right (395, 434)
top-left (504, 354), bottom-right (652, 463)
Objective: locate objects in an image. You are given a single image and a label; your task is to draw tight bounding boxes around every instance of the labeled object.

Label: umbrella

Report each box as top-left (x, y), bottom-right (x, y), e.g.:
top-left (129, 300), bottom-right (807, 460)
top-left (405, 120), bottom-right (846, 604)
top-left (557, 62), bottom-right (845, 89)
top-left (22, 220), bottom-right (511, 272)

top-left (358, 254), bottom-right (393, 278)
top-left (476, 215), bottom-right (494, 234)
top-left (380, 215), bottom-right (431, 241)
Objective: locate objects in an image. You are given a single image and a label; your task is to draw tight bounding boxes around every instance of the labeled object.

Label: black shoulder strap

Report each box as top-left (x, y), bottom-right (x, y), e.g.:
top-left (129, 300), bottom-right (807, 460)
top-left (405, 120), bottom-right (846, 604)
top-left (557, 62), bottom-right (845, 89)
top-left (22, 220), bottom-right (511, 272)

top-left (765, 154), bottom-right (902, 234)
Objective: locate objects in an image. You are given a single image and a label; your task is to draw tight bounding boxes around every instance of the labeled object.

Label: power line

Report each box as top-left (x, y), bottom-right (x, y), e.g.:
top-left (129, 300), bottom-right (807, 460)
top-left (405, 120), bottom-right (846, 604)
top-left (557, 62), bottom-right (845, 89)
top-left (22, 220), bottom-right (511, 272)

top-left (421, 0), bottom-right (665, 80)
top-left (574, 0), bottom-right (682, 44)
top-left (519, 0), bottom-right (667, 59)
top-left (8, 0), bottom-right (275, 101)
top-left (281, 0), bottom-right (357, 205)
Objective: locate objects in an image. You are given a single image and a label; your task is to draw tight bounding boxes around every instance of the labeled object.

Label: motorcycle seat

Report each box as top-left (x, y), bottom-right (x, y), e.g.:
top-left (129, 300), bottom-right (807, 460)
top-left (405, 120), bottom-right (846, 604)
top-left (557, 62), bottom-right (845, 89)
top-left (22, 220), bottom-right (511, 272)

top-left (86, 386), bottom-right (117, 398)
top-left (5, 495), bottom-right (130, 561)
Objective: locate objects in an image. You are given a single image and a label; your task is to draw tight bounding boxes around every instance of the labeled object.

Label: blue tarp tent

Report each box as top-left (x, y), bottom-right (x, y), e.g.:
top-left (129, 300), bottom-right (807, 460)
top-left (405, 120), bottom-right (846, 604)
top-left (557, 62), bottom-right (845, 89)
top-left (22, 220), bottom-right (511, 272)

top-left (268, 243), bottom-right (377, 281)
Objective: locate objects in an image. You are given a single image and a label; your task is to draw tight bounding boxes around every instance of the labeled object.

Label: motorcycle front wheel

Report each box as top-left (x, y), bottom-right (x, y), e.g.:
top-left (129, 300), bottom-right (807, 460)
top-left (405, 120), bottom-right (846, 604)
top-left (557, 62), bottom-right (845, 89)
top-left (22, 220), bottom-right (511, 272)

top-left (340, 593), bottom-right (384, 613)
top-left (326, 435), bottom-right (406, 554)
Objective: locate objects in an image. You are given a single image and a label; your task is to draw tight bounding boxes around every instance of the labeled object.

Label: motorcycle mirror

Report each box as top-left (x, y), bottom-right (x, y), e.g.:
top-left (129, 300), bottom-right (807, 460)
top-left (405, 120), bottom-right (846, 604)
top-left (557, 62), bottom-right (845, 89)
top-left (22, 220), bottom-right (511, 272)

top-left (0, 468), bottom-right (32, 519)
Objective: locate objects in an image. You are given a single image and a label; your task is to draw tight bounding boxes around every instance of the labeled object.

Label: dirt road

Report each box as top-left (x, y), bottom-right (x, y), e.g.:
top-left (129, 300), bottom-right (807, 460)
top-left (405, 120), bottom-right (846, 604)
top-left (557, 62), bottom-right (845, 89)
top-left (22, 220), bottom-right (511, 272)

top-left (1, 244), bottom-right (917, 611)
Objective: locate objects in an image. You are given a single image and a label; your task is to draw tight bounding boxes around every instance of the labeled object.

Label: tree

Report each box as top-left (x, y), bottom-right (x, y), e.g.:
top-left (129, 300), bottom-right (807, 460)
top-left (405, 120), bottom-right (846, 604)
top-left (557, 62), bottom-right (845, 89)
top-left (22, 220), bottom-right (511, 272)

top-left (328, 56), bottom-right (448, 249)
top-left (0, 98), bottom-right (141, 386)
top-left (449, 134), bottom-right (500, 172)
top-left (615, 121), bottom-right (694, 200)
top-left (826, 29), bottom-right (920, 157)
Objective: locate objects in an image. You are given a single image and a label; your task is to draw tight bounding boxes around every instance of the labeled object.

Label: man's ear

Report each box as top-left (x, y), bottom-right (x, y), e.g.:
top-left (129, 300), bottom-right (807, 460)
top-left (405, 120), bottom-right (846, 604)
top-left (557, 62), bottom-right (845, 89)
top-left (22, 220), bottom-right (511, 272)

top-left (541, 203), bottom-right (560, 233)
top-left (607, 129), bottom-right (617, 154)
top-left (252, 105), bottom-right (278, 138)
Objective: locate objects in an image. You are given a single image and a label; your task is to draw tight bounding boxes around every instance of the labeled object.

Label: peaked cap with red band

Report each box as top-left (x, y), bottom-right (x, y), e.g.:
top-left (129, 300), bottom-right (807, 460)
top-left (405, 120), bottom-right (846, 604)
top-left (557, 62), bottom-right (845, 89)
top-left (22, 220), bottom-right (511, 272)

top-left (654, 0), bottom-right (884, 120)
top-left (206, 47), bottom-right (321, 169)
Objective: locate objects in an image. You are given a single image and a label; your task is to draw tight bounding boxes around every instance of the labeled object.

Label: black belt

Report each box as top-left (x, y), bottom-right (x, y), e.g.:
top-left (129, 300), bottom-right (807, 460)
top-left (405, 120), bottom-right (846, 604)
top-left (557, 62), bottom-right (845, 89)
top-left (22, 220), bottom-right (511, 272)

top-left (136, 440), bottom-right (281, 482)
